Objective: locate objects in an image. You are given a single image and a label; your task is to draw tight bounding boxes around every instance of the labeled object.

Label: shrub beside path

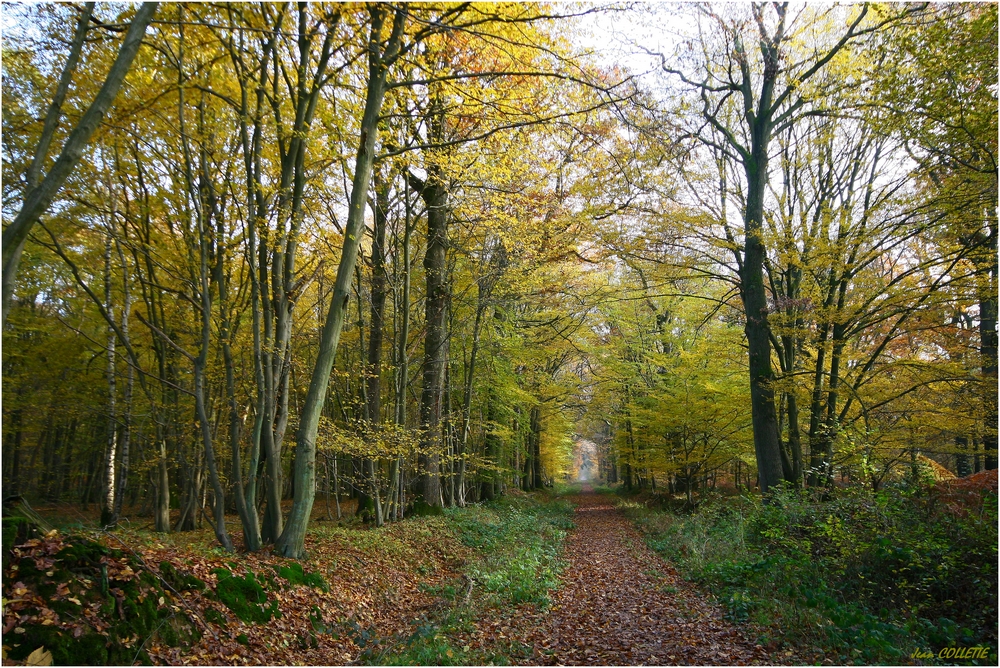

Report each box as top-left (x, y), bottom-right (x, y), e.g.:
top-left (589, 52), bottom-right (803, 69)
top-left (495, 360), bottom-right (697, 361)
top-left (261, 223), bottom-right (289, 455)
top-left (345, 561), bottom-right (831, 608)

top-left (520, 487), bottom-right (769, 665)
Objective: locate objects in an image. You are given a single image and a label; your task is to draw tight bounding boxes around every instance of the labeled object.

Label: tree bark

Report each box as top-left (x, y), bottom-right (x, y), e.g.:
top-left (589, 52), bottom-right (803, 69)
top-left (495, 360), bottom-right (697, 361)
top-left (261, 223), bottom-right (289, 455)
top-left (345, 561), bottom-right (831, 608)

top-left (978, 249), bottom-right (998, 468)
top-left (411, 157), bottom-right (450, 508)
top-left (112, 238), bottom-right (133, 524)
top-left (740, 120), bottom-right (786, 495)
top-left (101, 231), bottom-right (118, 528)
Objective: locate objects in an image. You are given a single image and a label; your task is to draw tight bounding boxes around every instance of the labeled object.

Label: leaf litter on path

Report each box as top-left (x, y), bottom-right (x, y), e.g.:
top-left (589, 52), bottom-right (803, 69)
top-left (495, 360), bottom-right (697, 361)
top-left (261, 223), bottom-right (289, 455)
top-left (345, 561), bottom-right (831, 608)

top-left (513, 489), bottom-right (769, 666)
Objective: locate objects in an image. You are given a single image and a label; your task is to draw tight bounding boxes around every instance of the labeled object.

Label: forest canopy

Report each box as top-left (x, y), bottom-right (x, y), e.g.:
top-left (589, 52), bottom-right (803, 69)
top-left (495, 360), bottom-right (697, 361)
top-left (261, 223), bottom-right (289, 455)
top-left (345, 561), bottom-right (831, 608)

top-left (2, 2), bottom-right (996, 556)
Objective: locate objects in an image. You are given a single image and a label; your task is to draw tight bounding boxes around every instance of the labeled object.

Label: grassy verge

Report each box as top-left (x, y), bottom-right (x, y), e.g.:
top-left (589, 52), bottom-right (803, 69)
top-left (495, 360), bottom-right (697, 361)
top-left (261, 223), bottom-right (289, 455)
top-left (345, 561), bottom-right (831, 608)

top-left (369, 491), bottom-right (575, 665)
top-left (614, 484), bottom-right (997, 665)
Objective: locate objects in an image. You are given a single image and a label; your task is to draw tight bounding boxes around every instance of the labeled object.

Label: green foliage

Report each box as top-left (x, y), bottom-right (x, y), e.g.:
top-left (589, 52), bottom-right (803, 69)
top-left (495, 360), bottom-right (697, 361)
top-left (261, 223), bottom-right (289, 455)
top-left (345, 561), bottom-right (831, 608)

top-left (552, 482), bottom-right (582, 496)
top-left (626, 487), bottom-right (998, 664)
top-left (210, 568), bottom-right (280, 624)
top-left (361, 609), bottom-right (529, 666)
top-left (351, 614), bottom-right (473, 666)
top-left (363, 492), bottom-right (573, 666)
top-left (448, 494), bottom-right (573, 607)
top-left (274, 561), bottom-right (328, 591)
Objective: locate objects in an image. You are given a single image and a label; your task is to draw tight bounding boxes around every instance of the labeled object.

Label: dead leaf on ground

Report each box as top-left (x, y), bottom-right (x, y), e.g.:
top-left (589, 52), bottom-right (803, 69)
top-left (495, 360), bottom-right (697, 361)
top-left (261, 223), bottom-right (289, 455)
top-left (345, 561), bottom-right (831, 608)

top-left (25, 646), bottom-right (53, 666)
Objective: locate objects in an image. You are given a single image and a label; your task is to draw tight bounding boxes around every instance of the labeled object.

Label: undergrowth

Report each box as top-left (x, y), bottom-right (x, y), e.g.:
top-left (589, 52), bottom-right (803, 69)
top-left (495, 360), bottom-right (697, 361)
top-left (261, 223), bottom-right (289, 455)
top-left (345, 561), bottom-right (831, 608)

top-left (369, 491), bottom-right (574, 665)
top-left (451, 493), bottom-right (574, 607)
top-left (617, 484), bottom-right (998, 665)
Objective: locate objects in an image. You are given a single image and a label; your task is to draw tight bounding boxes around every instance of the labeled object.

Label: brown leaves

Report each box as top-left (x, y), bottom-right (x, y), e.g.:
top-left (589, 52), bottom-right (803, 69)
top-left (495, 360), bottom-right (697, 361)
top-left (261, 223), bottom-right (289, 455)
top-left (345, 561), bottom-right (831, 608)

top-left (511, 490), bottom-right (769, 666)
top-left (4, 492), bottom-right (790, 666)
top-left (122, 519), bottom-right (476, 665)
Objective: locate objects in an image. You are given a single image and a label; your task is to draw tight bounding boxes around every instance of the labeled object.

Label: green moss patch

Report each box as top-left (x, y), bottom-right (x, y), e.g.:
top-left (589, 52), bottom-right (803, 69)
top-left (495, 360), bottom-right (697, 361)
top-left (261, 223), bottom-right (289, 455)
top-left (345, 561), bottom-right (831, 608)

top-left (210, 567), bottom-right (280, 624)
top-left (275, 561), bottom-right (328, 591)
top-left (3, 516), bottom-right (38, 556)
top-left (159, 561), bottom-right (206, 591)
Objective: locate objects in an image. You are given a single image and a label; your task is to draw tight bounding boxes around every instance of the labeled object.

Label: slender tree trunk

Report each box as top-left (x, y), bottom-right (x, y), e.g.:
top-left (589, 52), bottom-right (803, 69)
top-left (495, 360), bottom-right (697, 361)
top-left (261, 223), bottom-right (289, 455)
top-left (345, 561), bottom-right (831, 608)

top-left (277, 6), bottom-right (407, 559)
top-left (154, 435), bottom-right (170, 532)
top-left (456, 262), bottom-right (492, 505)
top-left (333, 456), bottom-right (342, 520)
top-left (444, 362), bottom-right (455, 507)
top-left (483, 392), bottom-right (500, 501)
top-left (101, 232), bottom-right (118, 528)
top-left (112, 239), bottom-right (132, 523)
top-left (807, 323), bottom-right (831, 485)
top-left (820, 323), bottom-right (847, 486)
top-left (530, 406), bottom-right (542, 489)
top-left (979, 255), bottom-right (998, 468)
top-left (956, 435), bottom-right (971, 477)
top-left (389, 178), bottom-right (413, 520)
top-left (367, 170), bottom-right (389, 426)
top-left (786, 392), bottom-right (802, 486)
top-left (217, 211), bottom-right (261, 550)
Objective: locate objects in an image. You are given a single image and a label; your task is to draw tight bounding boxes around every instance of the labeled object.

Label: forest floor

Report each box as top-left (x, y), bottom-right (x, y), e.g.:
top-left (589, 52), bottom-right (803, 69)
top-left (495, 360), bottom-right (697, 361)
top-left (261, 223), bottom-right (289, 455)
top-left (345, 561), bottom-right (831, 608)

top-left (5, 488), bottom-right (777, 666)
top-left (510, 487), bottom-right (769, 665)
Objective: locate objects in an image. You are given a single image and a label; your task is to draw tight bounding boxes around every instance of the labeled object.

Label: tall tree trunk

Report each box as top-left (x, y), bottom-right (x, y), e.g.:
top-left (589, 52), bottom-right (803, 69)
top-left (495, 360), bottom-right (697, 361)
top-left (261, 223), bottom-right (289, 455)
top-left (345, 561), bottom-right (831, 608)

top-left (979, 248), bottom-right (998, 468)
top-left (530, 406), bottom-right (543, 489)
top-left (112, 238), bottom-right (132, 523)
top-left (956, 435), bottom-right (971, 477)
top-left (216, 197), bottom-right (261, 550)
top-left (367, 170), bottom-right (390, 429)
top-left (356, 251), bottom-right (386, 526)
top-left (101, 231), bottom-right (118, 528)
top-left (741, 139), bottom-right (785, 494)
top-left (277, 6), bottom-right (406, 559)
top-left (819, 323), bottom-right (847, 486)
top-left (483, 392), bottom-right (500, 501)
top-left (390, 178), bottom-right (414, 519)
top-left (412, 157), bottom-right (449, 508)
top-left (154, 435), bottom-right (170, 532)
top-left (456, 249), bottom-right (496, 506)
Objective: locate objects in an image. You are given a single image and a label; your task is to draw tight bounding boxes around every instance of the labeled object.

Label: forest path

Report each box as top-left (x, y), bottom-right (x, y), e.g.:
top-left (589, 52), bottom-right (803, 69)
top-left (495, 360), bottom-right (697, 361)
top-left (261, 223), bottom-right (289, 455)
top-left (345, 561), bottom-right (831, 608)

top-left (521, 487), bottom-right (768, 665)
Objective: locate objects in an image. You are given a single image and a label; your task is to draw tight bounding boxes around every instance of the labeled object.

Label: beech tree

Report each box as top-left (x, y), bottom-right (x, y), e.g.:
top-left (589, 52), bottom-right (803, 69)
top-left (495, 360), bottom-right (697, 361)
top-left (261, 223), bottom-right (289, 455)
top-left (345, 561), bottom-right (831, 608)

top-left (654, 3), bottom-right (925, 493)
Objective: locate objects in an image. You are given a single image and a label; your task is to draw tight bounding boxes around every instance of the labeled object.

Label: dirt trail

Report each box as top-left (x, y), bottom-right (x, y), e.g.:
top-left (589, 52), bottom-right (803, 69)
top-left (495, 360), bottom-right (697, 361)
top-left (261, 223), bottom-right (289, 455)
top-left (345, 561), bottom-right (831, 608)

top-left (522, 487), bottom-right (767, 665)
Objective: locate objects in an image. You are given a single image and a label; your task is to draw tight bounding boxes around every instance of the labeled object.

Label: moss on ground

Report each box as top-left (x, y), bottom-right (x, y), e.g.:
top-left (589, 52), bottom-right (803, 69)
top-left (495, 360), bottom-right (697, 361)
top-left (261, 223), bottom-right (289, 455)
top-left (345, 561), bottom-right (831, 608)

top-left (159, 561), bottom-right (206, 591)
top-left (275, 561), bottom-right (328, 591)
top-left (210, 568), bottom-right (280, 624)
top-left (4, 531), bottom-right (199, 666)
